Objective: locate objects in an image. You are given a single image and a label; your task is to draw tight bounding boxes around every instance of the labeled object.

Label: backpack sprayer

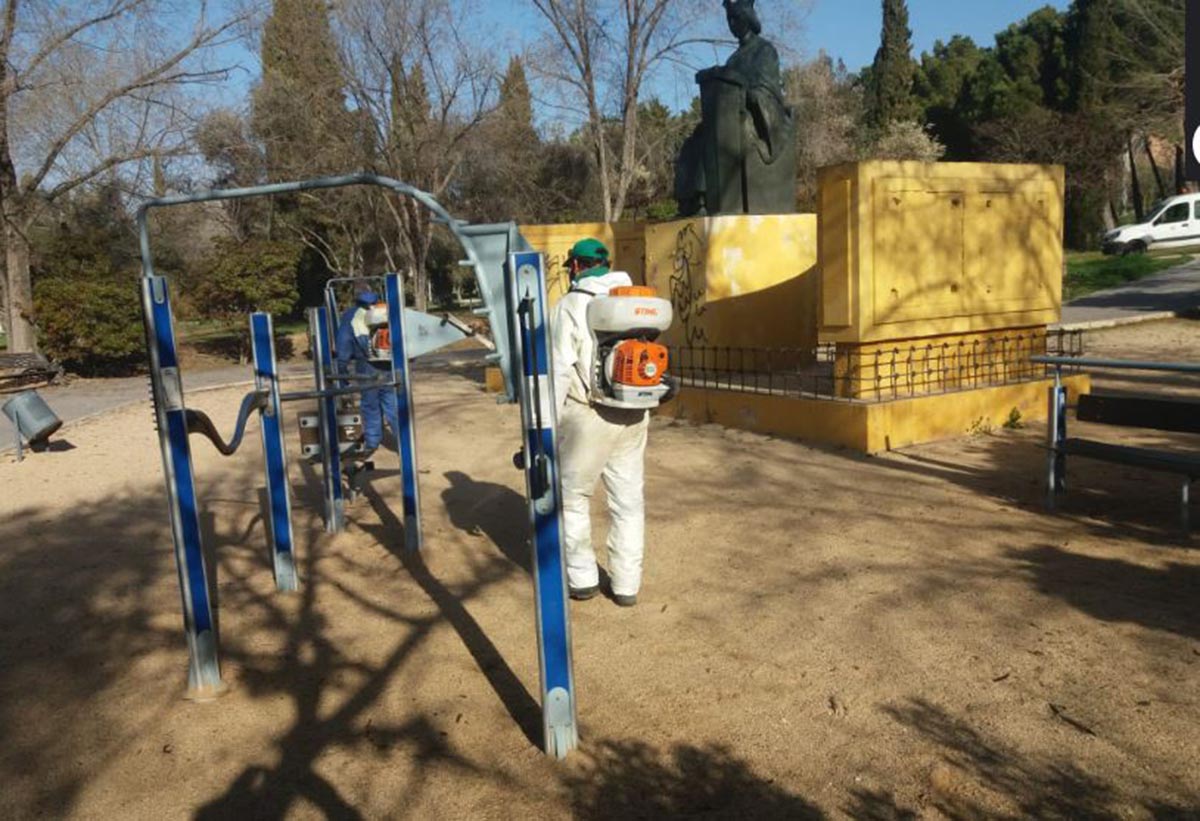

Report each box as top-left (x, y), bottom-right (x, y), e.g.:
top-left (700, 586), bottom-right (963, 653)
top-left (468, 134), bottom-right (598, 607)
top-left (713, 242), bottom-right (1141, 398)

top-left (586, 286), bottom-right (677, 409)
top-left (365, 302), bottom-right (392, 362)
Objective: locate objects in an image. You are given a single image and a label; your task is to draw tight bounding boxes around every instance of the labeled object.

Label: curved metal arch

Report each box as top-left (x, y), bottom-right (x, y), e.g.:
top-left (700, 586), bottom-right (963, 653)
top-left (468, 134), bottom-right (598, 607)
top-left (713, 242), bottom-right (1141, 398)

top-left (136, 172), bottom-right (485, 291)
top-left (137, 173), bottom-right (520, 401)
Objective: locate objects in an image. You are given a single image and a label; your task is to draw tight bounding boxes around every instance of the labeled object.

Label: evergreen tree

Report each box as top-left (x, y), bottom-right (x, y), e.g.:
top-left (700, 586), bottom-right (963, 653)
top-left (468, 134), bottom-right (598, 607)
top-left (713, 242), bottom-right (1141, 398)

top-left (1066, 0), bottom-right (1118, 113)
top-left (865, 0), bottom-right (918, 129)
top-left (252, 0), bottom-right (373, 300)
top-left (498, 56), bottom-right (536, 138)
top-left (252, 0), bottom-right (353, 179)
top-left (914, 36), bottom-right (985, 157)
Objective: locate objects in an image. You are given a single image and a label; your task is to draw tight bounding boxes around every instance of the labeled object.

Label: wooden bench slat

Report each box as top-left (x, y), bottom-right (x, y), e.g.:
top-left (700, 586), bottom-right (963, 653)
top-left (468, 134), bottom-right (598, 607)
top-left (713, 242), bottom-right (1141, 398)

top-left (1077, 393), bottom-right (1200, 435)
top-left (1060, 437), bottom-right (1200, 476)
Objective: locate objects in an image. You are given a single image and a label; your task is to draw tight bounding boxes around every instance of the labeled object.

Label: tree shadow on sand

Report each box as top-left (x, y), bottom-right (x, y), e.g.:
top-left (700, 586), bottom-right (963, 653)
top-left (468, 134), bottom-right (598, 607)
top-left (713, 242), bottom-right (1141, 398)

top-left (1008, 544), bottom-right (1200, 641)
top-left (565, 738), bottom-right (823, 820)
top-left (845, 698), bottom-right (1198, 819)
top-left (193, 468), bottom-right (543, 818)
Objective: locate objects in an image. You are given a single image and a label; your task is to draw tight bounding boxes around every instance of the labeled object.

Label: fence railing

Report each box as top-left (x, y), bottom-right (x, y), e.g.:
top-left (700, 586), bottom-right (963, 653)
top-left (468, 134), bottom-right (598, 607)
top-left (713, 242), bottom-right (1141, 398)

top-left (670, 328), bottom-right (1084, 403)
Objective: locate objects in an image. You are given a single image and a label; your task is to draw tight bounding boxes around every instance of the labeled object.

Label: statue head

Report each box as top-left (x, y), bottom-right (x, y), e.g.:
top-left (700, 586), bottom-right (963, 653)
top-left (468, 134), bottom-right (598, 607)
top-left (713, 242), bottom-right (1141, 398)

top-left (723, 0), bottom-right (761, 40)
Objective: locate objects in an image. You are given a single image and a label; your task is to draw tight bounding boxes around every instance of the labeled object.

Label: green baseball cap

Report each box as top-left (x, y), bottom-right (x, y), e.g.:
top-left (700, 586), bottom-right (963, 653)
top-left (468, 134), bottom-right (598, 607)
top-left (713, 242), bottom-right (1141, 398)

top-left (567, 238), bottom-right (609, 263)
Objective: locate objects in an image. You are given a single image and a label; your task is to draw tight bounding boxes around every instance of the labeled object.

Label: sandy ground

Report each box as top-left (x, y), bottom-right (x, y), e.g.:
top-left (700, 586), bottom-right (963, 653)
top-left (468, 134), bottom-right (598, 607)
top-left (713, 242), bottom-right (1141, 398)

top-left (1, 323), bottom-right (1199, 819)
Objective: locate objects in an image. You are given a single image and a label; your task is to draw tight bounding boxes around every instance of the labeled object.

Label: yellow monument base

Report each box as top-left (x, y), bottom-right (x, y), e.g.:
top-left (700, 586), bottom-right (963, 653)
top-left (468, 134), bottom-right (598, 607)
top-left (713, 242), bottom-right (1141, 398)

top-left (663, 374), bottom-right (1091, 454)
top-left (484, 366), bottom-right (505, 394)
top-left (818, 161), bottom-right (1064, 343)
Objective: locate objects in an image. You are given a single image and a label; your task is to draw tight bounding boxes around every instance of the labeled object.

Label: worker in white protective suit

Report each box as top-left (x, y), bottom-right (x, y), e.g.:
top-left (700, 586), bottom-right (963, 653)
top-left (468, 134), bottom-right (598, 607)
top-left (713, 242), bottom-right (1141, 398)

top-left (550, 238), bottom-right (649, 607)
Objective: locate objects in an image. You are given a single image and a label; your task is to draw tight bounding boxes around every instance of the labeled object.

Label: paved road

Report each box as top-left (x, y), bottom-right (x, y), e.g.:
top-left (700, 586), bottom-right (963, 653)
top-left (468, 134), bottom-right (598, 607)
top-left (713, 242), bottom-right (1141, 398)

top-left (0, 363), bottom-right (311, 454)
top-left (1058, 257), bottom-right (1200, 329)
top-left (1, 350), bottom-right (490, 454)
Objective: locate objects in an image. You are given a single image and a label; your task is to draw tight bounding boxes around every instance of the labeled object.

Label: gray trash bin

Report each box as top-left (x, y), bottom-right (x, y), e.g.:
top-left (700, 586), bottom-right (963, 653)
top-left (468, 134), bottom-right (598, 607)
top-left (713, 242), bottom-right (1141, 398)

top-left (3, 390), bottom-right (62, 458)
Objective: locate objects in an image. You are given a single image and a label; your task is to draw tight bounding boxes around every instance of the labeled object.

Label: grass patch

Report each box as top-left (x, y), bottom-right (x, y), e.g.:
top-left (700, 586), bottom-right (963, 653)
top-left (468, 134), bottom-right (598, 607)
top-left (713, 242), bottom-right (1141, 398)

top-left (1065, 251), bottom-right (1193, 301)
top-left (177, 318), bottom-right (307, 344)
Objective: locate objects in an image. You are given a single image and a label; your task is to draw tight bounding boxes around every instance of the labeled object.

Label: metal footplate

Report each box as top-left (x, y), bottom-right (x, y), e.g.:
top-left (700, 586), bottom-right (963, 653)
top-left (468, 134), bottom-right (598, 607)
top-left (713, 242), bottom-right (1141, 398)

top-left (509, 251), bottom-right (579, 759)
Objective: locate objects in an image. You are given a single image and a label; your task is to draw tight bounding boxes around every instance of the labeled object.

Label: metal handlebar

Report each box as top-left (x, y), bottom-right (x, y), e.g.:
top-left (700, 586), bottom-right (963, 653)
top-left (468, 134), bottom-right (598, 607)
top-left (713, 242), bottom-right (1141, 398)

top-left (185, 390), bottom-right (269, 456)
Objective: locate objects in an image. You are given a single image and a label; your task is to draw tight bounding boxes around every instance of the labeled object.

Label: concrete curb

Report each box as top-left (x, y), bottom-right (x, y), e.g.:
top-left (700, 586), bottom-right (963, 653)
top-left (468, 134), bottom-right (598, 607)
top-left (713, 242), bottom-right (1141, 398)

top-left (1053, 310), bottom-right (1183, 332)
top-left (2, 374), bottom-right (309, 458)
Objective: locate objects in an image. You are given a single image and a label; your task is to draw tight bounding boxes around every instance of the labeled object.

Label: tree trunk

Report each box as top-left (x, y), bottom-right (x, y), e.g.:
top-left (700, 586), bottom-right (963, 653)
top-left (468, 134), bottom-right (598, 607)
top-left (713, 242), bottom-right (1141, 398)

top-left (1175, 144), bottom-right (1187, 194)
top-left (1128, 136), bottom-right (1144, 222)
top-left (4, 221), bottom-right (35, 352)
top-left (1145, 140), bottom-right (1167, 199)
top-left (413, 264), bottom-right (428, 312)
top-left (0, 260), bottom-right (7, 347)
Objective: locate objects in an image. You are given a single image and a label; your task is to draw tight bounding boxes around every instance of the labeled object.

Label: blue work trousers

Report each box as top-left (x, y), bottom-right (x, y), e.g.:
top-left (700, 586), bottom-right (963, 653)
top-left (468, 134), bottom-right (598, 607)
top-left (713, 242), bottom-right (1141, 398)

top-left (360, 374), bottom-right (397, 450)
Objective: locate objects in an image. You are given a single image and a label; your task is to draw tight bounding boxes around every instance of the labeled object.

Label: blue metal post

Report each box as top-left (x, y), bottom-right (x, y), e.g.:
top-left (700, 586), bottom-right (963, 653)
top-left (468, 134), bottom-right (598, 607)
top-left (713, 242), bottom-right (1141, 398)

top-left (509, 252), bottom-right (578, 759)
top-left (141, 276), bottom-right (223, 698)
top-left (250, 312), bottom-right (298, 591)
top-left (1046, 368), bottom-right (1068, 510)
top-left (308, 306), bottom-right (345, 532)
top-left (384, 273), bottom-right (423, 551)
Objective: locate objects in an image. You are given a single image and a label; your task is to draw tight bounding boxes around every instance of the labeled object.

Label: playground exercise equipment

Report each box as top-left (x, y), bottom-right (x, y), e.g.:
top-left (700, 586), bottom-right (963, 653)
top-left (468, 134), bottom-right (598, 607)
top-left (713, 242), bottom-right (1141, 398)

top-left (138, 174), bottom-right (579, 758)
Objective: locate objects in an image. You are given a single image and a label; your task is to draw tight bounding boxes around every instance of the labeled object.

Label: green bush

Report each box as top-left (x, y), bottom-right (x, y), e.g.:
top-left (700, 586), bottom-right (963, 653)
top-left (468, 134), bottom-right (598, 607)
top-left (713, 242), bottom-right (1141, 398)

top-left (189, 238), bottom-right (301, 362)
top-left (33, 277), bottom-right (145, 375)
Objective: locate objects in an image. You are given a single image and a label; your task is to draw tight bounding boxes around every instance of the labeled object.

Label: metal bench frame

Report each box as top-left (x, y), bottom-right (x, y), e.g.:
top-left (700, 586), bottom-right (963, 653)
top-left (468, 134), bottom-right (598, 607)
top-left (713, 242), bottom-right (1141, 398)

top-left (1034, 355), bottom-right (1200, 532)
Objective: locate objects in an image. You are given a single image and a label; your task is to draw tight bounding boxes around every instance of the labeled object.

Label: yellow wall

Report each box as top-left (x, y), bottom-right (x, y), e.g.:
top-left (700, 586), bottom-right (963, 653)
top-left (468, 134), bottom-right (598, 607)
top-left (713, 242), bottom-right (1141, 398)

top-left (643, 214), bottom-right (819, 350)
top-left (519, 222), bottom-right (646, 305)
top-left (818, 161), bottom-right (1064, 344)
top-left (664, 374), bottom-right (1090, 453)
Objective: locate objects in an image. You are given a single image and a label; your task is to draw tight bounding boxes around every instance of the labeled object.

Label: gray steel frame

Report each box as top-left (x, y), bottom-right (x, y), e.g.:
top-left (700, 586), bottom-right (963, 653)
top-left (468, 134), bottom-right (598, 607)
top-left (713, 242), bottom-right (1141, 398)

top-left (1035, 354), bottom-right (1200, 530)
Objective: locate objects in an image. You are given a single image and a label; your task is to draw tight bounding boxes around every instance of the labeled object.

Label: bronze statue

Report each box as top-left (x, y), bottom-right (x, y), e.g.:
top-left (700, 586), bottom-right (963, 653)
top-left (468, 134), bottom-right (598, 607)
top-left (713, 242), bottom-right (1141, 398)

top-left (674, 0), bottom-right (796, 216)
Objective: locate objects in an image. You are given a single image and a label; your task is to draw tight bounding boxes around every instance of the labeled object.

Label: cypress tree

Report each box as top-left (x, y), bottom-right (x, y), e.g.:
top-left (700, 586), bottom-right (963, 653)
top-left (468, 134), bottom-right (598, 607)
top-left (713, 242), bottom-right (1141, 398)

top-left (1066, 0), bottom-right (1117, 113)
top-left (252, 0), bottom-right (351, 178)
top-left (865, 0), bottom-right (918, 129)
top-left (499, 56), bottom-right (536, 138)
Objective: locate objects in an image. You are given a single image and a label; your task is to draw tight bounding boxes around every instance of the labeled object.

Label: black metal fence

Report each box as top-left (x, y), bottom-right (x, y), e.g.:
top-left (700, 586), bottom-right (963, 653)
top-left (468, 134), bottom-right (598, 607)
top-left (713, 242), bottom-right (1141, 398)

top-left (670, 328), bottom-right (1084, 402)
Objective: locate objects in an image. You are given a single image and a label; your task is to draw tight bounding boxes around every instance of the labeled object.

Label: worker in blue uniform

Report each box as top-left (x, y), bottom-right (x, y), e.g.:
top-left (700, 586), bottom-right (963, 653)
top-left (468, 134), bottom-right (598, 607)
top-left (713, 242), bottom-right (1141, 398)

top-left (335, 289), bottom-right (396, 458)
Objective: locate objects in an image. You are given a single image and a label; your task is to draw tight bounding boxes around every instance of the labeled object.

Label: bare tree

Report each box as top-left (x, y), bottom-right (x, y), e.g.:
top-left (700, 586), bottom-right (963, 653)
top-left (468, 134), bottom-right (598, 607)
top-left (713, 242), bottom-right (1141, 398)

top-left (0, 0), bottom-right (246, 352)
top-left (529, 0), bottom-right (722, 222)
top-left (786, 53), bottom-right (862, 210)
top-left (1106, 0), bottom-right (1185, 136)
top-left (337, 0), bottom-right (495, 311)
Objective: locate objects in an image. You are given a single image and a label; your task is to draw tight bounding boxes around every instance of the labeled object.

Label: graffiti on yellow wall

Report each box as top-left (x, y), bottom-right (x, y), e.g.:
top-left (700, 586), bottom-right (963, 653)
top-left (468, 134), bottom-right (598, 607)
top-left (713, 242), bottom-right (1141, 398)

top-left (667, 223), bottom-right (710, 345)
top-left (645, 214), bottom-right (819, 352)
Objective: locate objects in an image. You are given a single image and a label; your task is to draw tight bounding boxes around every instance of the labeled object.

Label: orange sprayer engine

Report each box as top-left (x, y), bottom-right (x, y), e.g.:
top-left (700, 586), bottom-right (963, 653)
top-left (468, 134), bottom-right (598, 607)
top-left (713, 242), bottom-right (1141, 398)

top-left (586, 286), bottom-right (676, 409)
top-left (364, 302), bottom-right (392, 361)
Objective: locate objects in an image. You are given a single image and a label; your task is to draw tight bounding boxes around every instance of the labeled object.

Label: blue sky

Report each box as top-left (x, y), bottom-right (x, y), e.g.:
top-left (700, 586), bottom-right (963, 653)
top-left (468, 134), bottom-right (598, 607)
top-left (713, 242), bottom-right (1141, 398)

top-left (802, 0), bottom-right (1070, 71)
top-left (209, 0), bottom-right (1073, 117)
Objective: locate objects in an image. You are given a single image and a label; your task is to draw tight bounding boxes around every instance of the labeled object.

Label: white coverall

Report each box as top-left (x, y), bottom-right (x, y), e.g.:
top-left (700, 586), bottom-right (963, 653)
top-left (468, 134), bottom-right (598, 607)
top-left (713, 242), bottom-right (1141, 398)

top-left (550, 270), bottom-right (650, 597)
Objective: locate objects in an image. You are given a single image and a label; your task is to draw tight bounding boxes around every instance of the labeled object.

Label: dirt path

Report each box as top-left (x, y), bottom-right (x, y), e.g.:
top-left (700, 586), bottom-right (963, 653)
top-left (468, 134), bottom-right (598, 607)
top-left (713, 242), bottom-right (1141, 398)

top-left (1, 327), bottom-right (1198, 819)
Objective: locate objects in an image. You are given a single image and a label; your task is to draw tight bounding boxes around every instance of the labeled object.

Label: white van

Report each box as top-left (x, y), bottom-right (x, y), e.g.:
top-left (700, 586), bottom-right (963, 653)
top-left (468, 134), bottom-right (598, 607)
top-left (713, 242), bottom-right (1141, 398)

top-left (1102, 192), bottom-right (1200, 255)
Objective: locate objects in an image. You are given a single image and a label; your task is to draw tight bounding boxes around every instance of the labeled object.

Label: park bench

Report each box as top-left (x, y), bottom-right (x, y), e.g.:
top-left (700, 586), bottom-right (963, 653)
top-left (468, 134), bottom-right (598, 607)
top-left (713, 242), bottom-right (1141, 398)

top-left (0, 352), bottom-right (61, 393)
top-left (1034, 355), bottom-right (1200, 532)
